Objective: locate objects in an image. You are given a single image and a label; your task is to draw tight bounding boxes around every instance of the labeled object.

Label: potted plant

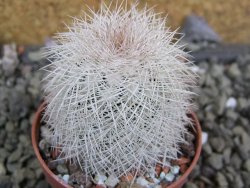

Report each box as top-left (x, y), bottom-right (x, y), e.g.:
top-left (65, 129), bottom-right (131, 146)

top-left (32, 2), bottom-right (201, 188)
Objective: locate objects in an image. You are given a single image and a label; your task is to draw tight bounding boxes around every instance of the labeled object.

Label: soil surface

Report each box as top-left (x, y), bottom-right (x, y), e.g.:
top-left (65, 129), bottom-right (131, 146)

top-left (1, 0), bottom-right (250, 44)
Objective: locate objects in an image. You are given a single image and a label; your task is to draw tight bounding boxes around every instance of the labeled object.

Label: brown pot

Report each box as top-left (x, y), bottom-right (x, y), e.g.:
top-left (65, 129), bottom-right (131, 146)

top-left (32, 103), bottom-right (202, 188)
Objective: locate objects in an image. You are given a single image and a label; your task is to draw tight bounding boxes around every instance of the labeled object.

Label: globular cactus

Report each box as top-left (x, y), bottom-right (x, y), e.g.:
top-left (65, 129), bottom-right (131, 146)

top-left (42, 2), bottom-right (197, 178)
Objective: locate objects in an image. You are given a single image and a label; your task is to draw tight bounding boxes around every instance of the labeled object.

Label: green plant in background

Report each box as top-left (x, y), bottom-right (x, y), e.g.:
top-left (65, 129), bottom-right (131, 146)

top-left (42, 2), bottom-right (197, 179)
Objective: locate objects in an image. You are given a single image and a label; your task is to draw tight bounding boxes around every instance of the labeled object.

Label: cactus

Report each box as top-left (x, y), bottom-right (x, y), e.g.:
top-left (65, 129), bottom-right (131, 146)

top-left (42, 2), bottom-right (197, 178)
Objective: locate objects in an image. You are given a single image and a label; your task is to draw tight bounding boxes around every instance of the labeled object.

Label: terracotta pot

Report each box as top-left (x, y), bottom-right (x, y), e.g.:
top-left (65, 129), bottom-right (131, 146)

top-left (32, 103), bottom-right (202, 188)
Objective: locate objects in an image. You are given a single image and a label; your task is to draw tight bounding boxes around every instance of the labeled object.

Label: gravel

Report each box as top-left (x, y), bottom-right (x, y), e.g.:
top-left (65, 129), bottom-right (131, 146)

top-left (0, 41), bottom-right (249, 188)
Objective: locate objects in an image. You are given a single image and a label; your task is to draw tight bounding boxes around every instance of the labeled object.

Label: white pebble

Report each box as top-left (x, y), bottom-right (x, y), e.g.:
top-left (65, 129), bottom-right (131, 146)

top-left (95, 174), bottom-right (107, 184)
top-left (62, 174), bottom-right (70, 183)
top-left (159, 172), bottom-right (166, 179)
top-left (152, 177), bottom-right (160, 184)
top-left (202, 131), bottom-right (208, 145)
top-left (165, 173), bottom-right (175, 182)
top-left (170, 166), bottom-right (180, 174)
top-left (154, 185), bottom-right (162, 188)
top-left (226, 97), bottom-right (237, 109)
top-left (105, 175), bottom-right (119, 187)
top-left (136, 177), bottom-right (150, 187)
top-left (191, 66), bottom-right (200, 73)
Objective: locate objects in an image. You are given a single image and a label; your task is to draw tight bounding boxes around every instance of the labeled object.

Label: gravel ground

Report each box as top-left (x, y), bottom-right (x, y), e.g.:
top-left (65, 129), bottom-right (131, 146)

top-left (0, 43), bottom-right (249, 188)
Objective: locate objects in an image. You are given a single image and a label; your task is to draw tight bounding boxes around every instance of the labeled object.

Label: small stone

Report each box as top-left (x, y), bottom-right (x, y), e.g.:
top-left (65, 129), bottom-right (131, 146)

top-left (216, 172), bottom-right (228, 187)
top-left (162, 166), bottom-right (170, 174)
top-left (201, 166), bottom-right (215, 178)
top-left (62, 174), bottom-right (70, 183)
top-left (228, 63), bottom-right (241, 78)
top-left (170, 165), bottom-right (180, 174)
top-left (202, 132), bottom-right (208, 145)
top-left (27, 158), bottom-right (40, 170)
top-left (225, 109), bottom-right (238, 121)
top-left (26, 179), bottom-right (36, 188)
top-left (20, 154), bottom-right (31, 164)
top-left (152, 177), bottom-right (160, 185)
top-left (207, 154), bottom-right (223, 170)
top-left (225, 97), bottom-right (237, 109)
top-left (217, 94), bottom-right (227, 115)
top-left (154, 185), bottom-right (162, 188)
top-left (243, 159), bottom-right (250, 172)
top-left (18, 134), bottom-right (30, 146)
top-left (232, 126), bottom-right (245, 136)
top-left (231, 153), bottom-right (242, 170)
top-left (233, 175), bottom-right (244, 188)
top-left (184, 182), bottom-right (198, 188)
top-left (223, 147), bottom-right (232, 165)
top-left (40, 126), bottom-right (52, 140)
top-left (225, 172), bottom-right (234, 182)
top-left (237, 145), bottom-right (249, 160)
top-left (237, 97), bottom-right (249, 110)
top-left (159, 172), bottom-right (166, 179)
top-left (241, 171), bottom-right (250, 188)
top-left (203, 143), bottom-right (212, 156)
top-left (6, 163), bottom-right (21, 173)
top-left (56, 163), bottom-right (69, 174)
top-left (20, 119), bottom-right (29, 131)
top-left (0, 162), bottom-right (6, 175)
top-left (210, 137), bottom-right (225, 153)
top-left (136, 177), bottom-right (150, 187)
top-left (165, 172), bottom-right (175, 182)
top-left (95, 174), bottom-right (108, 184)
top-left (38, 139), bottom-right (49, 151)
top-left (0, 175), bottom-right (12, 188)
top-left (105, 175), bottom-right (119, 187)
top-left (5, 121), bottom-right (15, 132)
top-left (35, 168), bottom-right (43, 179)
top-left (13, 169), bottom-right (25, 183)
top-left (24, 168), bottom-right (36, 179)
top-left (35, 180), bottom-right (49, 188)
top-left (8, 148), bottom-right (22, 163)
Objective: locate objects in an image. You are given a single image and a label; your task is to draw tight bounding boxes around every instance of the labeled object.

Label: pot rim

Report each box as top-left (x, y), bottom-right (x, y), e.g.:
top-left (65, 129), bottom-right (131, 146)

top-left (32, 103), bottom-right (202, 188)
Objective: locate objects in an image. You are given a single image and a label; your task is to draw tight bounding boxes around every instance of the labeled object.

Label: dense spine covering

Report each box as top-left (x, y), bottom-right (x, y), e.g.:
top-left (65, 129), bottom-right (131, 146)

top-left (42, 2), bottom-right (197, 178)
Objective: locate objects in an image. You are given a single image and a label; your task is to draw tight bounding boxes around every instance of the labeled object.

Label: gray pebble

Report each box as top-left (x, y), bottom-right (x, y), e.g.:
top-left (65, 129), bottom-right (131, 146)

top-left (56, 163), bottom-right (69, 174)
top-left (184, 182), bottom-right (198, 188)
top-left (27, 158), bottom-right (40, 170)
top-left (13, 169), bottom-right (25, 183)
top-left (207, 154), bottom-right (223, 170)
top-left (231, 153), bottom-right (242, 170)
top-left (24, 168), bottom-right (36, 179)
top-left (35, 180), bottom-right (50, 188)
top-left (0, 162), bottom-right (6, 175)
top-left (243, 159), bottom-right (250, 172)
top-left (0, 175), bottom-right (12, 188)
top-left (216, 172), bottom-right (228, 187)
top-left (203, 143), bottom-right (212, 156)
top-left (227, 63), bottom-right (241, 78)
top-left (222, 147), bottom-right (232, 165)
top-left (6, 163), bottom-right (21, 173)
top-left (233, 175), bottom-right (244, 188)
top-left (210, 137), bottom-right (226, 153)
top-left (5, 121), bottom-right (15, 132)
top-left (20, 119), bottom-right (29, 131)
top-left (25, 179), bottom-right (36, 188)
top-left (241, 171), bottom-right (250, 188)
top-left (0, 148), bottom-right (10, 163)
top-left (225, 110), bottom-right (238, 122)
top-left (8, 148), bottom-right (23, 163)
